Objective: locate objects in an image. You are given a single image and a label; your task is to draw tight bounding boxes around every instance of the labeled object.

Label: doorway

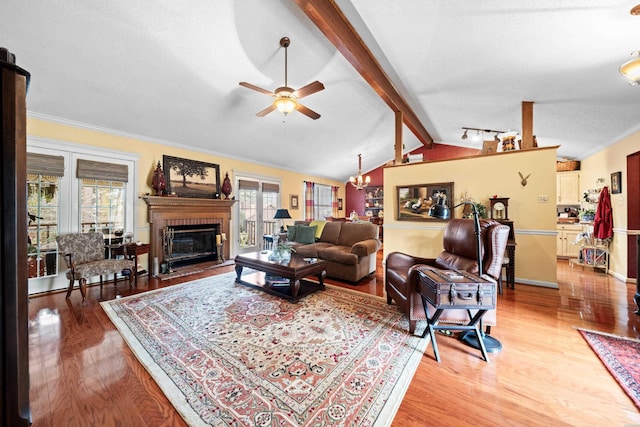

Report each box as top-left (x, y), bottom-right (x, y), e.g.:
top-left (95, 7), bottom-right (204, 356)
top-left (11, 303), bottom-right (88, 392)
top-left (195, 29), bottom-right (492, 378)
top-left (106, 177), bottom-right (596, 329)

top-left (236, 176), bottom-right (281, 254)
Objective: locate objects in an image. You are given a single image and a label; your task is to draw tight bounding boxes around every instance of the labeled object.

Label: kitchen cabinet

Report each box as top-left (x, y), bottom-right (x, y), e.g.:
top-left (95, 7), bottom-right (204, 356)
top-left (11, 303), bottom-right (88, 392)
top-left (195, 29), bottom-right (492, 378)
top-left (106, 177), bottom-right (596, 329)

top-left (556, 171), bottom-right (581, 204)
top-left (557, 223), bottom-right (582, 258)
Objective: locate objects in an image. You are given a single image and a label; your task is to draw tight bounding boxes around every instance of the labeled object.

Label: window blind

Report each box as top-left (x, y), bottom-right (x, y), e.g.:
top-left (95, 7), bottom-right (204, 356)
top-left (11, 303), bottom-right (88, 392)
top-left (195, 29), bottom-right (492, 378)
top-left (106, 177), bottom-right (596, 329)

top-left (27, 152), bottom-right (64, 177)
top-left (238, 179), bottom-right (259, 190)
top-left (262, 183), bottom-right (280, 193)
top-left (77, 159), bottom-right (129, 182)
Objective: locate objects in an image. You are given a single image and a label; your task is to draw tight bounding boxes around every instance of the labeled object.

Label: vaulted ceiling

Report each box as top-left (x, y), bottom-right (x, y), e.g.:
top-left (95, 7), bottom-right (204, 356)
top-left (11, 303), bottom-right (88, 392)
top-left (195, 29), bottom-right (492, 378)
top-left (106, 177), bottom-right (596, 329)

top-left (2, 1), bottom-right (640, 182)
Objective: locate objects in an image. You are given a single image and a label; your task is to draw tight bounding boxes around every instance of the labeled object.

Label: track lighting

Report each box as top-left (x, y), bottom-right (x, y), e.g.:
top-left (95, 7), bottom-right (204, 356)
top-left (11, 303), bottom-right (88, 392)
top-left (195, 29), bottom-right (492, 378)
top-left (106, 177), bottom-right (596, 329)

top-left (461, 127), bottom-right (506, 141)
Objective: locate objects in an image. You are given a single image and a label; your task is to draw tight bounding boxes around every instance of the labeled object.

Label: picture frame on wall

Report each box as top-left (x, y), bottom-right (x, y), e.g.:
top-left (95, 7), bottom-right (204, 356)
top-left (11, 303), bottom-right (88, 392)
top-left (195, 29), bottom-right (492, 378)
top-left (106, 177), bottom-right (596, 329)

top-left (396, 182), bottom-right (454, 221)
top-left (338, 198), bottom-right (343, 211)
top-left (290, 194), bottom-right (299, 210)
top-left (163, 155), bottom-right (221, 199)
top-left (611, 171), bottom-right (622, 194)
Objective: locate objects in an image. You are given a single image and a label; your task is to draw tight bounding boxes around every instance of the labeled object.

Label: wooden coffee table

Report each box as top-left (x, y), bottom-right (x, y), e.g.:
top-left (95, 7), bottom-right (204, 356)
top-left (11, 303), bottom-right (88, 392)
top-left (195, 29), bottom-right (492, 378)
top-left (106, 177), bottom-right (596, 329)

top-left (234, 252), bottom-right (326, 303)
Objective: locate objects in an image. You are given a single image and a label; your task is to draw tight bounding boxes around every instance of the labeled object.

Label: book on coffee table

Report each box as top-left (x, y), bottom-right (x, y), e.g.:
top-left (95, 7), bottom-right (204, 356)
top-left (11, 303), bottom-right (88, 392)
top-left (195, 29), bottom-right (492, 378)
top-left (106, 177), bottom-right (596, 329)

top-left (265, 274), bottom-right (290, 286)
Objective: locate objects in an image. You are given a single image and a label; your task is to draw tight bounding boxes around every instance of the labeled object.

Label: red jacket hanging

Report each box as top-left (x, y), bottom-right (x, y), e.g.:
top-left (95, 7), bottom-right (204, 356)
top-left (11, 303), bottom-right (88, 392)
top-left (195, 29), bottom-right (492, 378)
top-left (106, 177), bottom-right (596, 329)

top-left (593, 186), bottom-right (613, 240)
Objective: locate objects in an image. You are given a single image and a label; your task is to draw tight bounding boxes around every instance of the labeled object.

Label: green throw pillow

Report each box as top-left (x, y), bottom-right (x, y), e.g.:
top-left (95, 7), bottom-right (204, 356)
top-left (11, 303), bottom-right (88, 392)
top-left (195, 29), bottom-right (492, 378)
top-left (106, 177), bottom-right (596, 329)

top-left (308, 220), bottom-right (327, 240)
top-left (286, 225), bottom-right (298, 241)
top-left (295, 225), bottom-right (317, 244)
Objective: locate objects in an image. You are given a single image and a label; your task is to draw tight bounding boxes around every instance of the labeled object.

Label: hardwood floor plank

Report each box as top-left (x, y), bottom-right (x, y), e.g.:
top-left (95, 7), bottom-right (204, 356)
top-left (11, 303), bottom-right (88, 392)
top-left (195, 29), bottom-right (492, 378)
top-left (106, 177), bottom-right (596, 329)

top-left (27, 255), bottom-right (640, 426)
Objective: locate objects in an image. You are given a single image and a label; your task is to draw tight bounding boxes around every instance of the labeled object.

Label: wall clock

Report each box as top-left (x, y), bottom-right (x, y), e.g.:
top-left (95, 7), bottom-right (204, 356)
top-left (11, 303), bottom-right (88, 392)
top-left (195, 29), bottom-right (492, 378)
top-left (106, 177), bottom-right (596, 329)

top-left (490, 197), bottom-right (510, 220)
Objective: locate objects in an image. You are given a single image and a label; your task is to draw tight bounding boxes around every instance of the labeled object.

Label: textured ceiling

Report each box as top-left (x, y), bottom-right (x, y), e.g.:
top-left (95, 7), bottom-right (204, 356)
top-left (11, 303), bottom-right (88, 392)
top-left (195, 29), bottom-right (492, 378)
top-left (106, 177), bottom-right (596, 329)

top-left (2, 0), bottom-right (640, 181)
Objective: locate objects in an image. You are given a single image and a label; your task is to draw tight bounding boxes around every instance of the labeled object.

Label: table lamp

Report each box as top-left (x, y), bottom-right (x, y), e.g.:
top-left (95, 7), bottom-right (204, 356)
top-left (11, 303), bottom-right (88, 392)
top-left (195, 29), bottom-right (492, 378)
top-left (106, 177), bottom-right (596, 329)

top-left (273, 208), bottom-right (292, 233)
top-left (428, 197), bottom-right (503, 353)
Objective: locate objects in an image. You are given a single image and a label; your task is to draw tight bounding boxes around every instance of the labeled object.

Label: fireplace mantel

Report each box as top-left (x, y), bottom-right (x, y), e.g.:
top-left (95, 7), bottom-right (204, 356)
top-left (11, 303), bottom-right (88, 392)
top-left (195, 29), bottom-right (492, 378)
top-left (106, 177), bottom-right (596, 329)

top-left (143, 196), bottom-right (236, 271)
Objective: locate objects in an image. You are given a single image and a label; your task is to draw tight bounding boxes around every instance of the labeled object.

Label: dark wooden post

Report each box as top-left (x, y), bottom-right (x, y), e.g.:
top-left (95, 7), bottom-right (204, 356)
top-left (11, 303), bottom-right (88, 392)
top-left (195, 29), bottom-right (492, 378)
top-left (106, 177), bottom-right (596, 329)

top-left (0, 47), bottom-right (31, 426)
top-left (635, 234), bottom-right (640, 315)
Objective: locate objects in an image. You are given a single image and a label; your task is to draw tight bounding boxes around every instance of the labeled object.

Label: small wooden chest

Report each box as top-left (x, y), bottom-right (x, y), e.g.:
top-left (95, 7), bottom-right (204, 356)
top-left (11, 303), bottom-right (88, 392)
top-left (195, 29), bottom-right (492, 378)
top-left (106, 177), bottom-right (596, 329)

top-left (417, 267), bottom-right (496, 310)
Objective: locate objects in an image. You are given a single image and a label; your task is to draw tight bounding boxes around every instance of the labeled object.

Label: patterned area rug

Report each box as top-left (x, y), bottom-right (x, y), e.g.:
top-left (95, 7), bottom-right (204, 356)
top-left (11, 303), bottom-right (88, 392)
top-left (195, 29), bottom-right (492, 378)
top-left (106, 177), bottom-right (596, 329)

top-left (101, 273), bottom-right (429, 426)
top-left (578, 328), bottom-right (640, 409)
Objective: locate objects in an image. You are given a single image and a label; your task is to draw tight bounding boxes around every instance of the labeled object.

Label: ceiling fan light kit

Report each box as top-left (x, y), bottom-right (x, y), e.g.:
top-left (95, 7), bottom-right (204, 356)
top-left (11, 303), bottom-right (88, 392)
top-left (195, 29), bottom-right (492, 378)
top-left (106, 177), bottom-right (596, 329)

top-left (239, 37), bottom-right (325, 119)
top-left (620, 51), bottom-right (640, 86)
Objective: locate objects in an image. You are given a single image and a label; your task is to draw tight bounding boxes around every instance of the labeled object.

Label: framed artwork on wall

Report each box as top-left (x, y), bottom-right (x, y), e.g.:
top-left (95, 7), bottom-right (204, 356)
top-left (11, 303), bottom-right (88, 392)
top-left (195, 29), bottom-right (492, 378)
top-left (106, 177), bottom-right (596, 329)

top-left (611, 171), bottom-right (622, 194)
top-left (396, 182), bottom-right (454, 221)
top-left (163, 155), bottom-right (221, 199)
top-left (290, 194), bottom-right (299, 210)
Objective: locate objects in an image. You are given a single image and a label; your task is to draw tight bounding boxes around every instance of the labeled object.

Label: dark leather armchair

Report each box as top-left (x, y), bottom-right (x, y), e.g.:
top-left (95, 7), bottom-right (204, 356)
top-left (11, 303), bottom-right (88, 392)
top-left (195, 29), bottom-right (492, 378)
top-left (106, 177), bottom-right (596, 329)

top-left (385, 219), bottom-right (510, 333)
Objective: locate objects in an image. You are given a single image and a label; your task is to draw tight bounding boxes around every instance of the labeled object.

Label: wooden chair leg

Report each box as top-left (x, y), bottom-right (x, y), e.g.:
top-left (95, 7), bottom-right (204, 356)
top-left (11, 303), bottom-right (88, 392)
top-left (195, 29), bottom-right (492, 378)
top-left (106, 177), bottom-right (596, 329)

top-left (65, 279), bottom-right (75, 298)
top-left (79, 278), bottom-right (87, 300)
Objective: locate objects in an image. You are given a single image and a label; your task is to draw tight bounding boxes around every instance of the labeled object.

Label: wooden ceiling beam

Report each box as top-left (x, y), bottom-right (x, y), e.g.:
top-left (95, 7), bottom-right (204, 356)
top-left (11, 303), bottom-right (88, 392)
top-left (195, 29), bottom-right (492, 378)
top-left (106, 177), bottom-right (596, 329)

top-left (292, 0), bottom-right (433, 148)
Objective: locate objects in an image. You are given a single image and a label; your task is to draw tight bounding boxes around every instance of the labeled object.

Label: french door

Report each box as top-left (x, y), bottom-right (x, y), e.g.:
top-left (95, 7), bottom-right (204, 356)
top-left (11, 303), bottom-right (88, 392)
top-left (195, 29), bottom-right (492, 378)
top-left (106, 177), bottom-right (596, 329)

top-left (236, 176), bottom-right (280, 254)
top-left (26, 138), bottom-right (137, 294)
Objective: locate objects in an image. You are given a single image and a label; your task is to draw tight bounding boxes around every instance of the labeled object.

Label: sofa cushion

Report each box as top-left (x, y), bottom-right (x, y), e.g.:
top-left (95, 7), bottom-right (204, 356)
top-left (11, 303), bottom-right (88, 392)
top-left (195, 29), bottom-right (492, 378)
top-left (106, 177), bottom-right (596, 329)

top-left (293, 242), bottom-right (333, 258)
top-left (319, 221), bottom-right (341, 244)
top-left (337, 222), bottom-right (378, 247)
top-left (317, 245), bottom-right (359, 265)
top-left (308, 220), bottom-right (327, 240)
top-left (295, 225), bottom-right (317, 244)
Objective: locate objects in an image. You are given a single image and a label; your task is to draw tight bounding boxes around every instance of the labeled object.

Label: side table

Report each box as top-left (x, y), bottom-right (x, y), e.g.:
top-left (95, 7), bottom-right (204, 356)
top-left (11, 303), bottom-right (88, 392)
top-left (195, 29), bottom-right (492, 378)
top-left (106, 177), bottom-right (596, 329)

top-left (121, 243), bottom-right (151, 286)
top-left (417, 266), bottom-right (497, 362)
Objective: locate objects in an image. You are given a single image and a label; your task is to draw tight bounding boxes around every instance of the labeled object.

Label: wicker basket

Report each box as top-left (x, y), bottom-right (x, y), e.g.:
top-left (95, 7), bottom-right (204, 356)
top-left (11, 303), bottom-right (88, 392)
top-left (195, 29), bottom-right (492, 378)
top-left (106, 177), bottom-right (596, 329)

top-left (556, 160), bottom-right (580, 171)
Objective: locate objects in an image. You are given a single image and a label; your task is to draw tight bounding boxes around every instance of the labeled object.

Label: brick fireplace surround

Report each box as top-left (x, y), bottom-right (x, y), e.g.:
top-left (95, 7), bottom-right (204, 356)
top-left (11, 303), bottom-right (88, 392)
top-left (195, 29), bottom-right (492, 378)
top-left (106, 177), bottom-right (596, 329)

top-left (143, 196), bottom-right (236, 272)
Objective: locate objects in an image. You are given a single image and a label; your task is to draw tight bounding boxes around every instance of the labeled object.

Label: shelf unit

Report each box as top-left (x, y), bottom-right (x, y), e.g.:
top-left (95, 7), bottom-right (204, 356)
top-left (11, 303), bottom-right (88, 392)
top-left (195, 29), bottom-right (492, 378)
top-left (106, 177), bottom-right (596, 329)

top-left (568, 222), bottom-right (609, 272)
top-left (364, 186), bottom-right (384, 218)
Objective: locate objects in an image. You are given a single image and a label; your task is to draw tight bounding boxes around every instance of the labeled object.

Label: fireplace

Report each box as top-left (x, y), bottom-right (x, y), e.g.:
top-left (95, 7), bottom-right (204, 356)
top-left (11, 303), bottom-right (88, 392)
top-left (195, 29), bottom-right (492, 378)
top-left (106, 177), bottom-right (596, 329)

top-left (164, 223), bottom-right (219, 268)
top-left (143, 196), bottom-right (236, 273)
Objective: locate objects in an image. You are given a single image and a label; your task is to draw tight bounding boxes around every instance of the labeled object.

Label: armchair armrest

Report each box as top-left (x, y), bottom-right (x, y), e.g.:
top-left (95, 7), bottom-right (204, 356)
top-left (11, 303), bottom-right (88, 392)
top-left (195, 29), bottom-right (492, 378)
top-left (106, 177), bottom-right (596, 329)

top-left (351, 239), bottom-right (381, 257)
top-left (385, 252), bottom-right (435, 273)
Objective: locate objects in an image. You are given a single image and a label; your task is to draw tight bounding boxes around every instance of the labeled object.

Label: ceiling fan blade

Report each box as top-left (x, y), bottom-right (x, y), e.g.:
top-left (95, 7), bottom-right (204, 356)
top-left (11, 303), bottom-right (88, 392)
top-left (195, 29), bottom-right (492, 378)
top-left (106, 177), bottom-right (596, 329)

top-left (239, 82), bottom-right (274, 96)
top-left (256, 104), bottom-right (277, 117)
top-left (294, 81), bottom-right (325, 99)
top-left (295, 103), bottom-right (321, 120)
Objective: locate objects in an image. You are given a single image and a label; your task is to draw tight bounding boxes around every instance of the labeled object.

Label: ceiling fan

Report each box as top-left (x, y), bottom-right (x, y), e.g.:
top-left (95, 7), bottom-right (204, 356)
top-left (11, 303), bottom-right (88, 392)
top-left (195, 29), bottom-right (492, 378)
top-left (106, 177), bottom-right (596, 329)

top-left (239, 37), bottom-right (325, 120)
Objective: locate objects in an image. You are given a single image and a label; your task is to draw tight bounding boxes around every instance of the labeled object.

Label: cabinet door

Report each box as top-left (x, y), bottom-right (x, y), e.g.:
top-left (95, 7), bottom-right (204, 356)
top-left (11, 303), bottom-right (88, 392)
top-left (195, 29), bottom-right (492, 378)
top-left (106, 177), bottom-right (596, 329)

top-left (564, 230), bottom-right (581, 258)
top-left (557, 172), bottom-right (580, 204)
top-left (557, 232), bottom-right (565, 256)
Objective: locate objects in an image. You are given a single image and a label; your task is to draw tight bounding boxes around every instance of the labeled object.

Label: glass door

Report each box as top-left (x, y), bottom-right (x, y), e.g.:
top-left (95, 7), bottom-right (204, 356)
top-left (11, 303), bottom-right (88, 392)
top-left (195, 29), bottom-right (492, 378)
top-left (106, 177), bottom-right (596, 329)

top-left (236, 177), bottom-right (280, 254)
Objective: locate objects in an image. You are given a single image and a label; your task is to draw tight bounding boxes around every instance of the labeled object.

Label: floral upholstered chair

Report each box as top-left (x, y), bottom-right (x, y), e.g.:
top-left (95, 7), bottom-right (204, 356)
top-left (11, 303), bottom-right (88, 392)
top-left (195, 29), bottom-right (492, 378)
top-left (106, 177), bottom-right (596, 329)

top-left (56, 232), bottom-right (134, 300)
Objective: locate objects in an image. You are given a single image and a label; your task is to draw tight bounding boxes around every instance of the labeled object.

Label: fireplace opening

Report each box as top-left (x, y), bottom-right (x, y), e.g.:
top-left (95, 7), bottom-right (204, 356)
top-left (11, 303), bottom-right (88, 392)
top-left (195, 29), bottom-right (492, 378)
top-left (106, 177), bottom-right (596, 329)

top-left (163, 224), bottom-right (219, 268)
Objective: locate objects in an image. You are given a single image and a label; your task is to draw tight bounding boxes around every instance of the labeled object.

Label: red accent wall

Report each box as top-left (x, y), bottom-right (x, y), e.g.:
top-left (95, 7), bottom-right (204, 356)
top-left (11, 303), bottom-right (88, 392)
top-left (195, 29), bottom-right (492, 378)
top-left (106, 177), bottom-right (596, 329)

top-left (344, 144), bottom-right (479, 216)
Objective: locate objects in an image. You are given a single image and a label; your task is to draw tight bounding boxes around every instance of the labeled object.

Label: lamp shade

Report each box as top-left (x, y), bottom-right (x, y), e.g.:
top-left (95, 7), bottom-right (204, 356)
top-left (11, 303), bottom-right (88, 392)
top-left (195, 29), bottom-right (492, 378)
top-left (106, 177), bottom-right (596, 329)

top-left (620, 51), bottom-right (640, 85)
top-left (428, 203), bottom-right (450, 220)
top-left (273, 209), bottom-right (292, 219)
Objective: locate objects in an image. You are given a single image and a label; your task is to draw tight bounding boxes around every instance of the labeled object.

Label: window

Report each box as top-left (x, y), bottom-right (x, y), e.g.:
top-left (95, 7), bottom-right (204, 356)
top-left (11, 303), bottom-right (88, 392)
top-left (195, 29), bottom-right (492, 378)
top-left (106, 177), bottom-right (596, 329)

top-left (77, 158), bottom-right (129, 245)
top-left (26, 152), bottom-right (65, 279)
top-left (27, 174), bottom-right (60, 278)
top-left (80, 179), bottom-right (126, 244)
top-left (313, 184), bottom-right (332, 221)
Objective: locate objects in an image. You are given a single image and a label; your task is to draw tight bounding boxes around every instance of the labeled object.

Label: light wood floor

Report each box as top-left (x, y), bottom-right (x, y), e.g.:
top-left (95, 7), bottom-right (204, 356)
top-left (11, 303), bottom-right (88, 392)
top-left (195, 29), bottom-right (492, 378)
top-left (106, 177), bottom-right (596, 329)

top-left (27, 254), bottom-right (640, 426)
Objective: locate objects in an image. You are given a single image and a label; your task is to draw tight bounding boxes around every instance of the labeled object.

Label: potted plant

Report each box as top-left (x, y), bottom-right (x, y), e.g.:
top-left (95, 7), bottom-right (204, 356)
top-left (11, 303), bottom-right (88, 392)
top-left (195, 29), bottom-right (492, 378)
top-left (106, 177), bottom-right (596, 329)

top-left (580, 208), bottom-right (596, 222)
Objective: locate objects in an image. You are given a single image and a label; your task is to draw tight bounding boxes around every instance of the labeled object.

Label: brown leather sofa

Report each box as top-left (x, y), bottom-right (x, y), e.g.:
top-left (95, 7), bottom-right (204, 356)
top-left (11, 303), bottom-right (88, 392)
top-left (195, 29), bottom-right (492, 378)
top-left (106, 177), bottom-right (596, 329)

top-left (285, 221), bottom-right (381, 282)
top-left (385, 218), bottom-right (509, 334)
